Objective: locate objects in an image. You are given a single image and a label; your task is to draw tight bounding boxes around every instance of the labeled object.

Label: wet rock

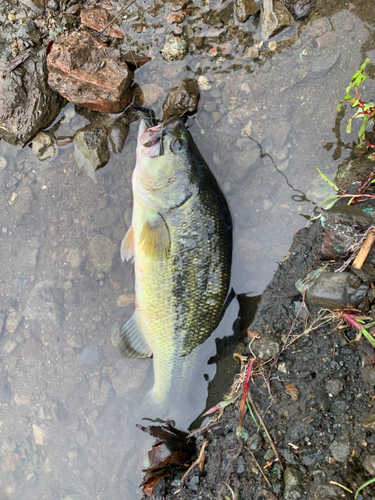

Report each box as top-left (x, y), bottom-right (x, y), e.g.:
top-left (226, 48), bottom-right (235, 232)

top-left (294, 0), bottom-right (310, 18)
top-left (74, 122), bottom-right (110, 171)
top-left (116, 294), bottom-right (134, 307)
top-left (306, 272), bottom-right (368, 310)
top-left (80, 6), bottom-right (124, 38)
top-left (161, 36), bottom-right (188, 62)
top-left (235, 0), bottom-right (260, 23)
top-left (218, 2), bottom-right (234, 23)
top-left (262, 0), bottom-right (294, 39)
top-left (316, 32), bottom-right (338, 49)
top-left (335, 157), bottom-right (375, 192)
top-left (361, 366), bottom-right (375, 386)
top-left (33, 424), bottom-right (48, 445)
top-left (111, 359), bottom-right (148, 397)
top-left (13, 186), bottom-right (34, 215)
top-left (0, 50), bottom-right (64, 146)
top-left (89, 234), bottom-right (117, 272)
top-left (364, 413), bottom-right (375, 431)
top-left (351, 262), bottom-right (375, 285)
top-left (171, 0), bottom-right (189, 10)
top-left (187, 475), bottom-right (199, 492)
top-left (75, 429), bottom-right (88, 446)
top-left (167, 12), bottom-right (186, 24)
top-left (250, 333), bottom-right (280, 360)
top-left (0, 378), bottom-right (12, 404)
top-left (330, 440), bottom-right (350, 462)
top-left (17, 20), bottom-right (41, 44)
top-left (325, 379), bottom-right (343, 396)
top-left (56, 136), bottom-right (73, 148)
top-left (108, 121), bottom-right (129, 154)
top-left (20, 0), bottom-right (45, 14)
top-left (283, 466), bottom-right (304, 499)
top-left (23, 280), bottom-right (65, 327)
top-left (47, 31), bottom-right (132, 113)
top-left (362, 455), bottom-right (375, 475)
top-left (162, 78), bottom-right (199, 121)
top-left (22, 338), bottom-right (43, 357)
top-left (272, 121), bottom-right (291, 149)
top-left (31, 131), bottom-right (58, 161)
top-left (135, 83), bottom-right (164, 107)
top-left (303, 51), bottom-right (341, 83)
top-left (5, 311), bottom-right (22, 334)
top-left (78, 342), bottom-right (102, 366)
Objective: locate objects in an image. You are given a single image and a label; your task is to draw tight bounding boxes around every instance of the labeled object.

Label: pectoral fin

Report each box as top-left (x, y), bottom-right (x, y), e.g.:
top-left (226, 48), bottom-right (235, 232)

top-left (121, 226), bottom-right (134, 262)
top-left (140, 214), bottom-right (170, 259)
top-left (117, 311), bottom-right (152, 358)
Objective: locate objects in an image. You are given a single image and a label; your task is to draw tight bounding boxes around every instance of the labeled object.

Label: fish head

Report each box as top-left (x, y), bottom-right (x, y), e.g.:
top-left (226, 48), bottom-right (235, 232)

top-left (135, 115), bottom-right (195, 209)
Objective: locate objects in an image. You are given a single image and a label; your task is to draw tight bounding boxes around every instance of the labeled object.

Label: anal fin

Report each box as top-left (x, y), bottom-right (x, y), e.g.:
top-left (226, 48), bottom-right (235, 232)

top-left (117, 311), bottom-right (152, 358)
top-left (121, 226), bottom-right (135, 262)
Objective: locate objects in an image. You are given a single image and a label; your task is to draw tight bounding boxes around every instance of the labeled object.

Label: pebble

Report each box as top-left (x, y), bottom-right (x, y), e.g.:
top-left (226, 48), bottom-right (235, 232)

top-left (329, 440), bottom-right (350, 462)
top-left (243, 46), bottom-right (258, 58)
top-left (116, 294), bottom-right (134, 307)
top-left (283, 466), bottom-right (304, 499)
top-left (75, 429), bottom-right (88, 446)
top-left (161, 36), bottom-right (188, 61)
top-left (33, 424), bottom-right (47, 445)
top-left (268, 41), bottom-right (277, 51)
top-left (251, 333), bottom-right (280, 360)
top-left (0, 155), bottom-right (7, 170)
top-left (66, 248), bottom-right (81, 268)
top-left (56, 136), bottom-right (73, 148)
top-left (363, 455), bottom-right (375, 475)
top-left (32, 131), bottom-right (58, 161)
top-left (13, 186), bottom-right (34, 215)
top-left (78, 342), bottom-right (102, 366)
top-left (111, 358), bottom-right (148, 397)
top-left (5, 311), bottom-right (22, 334)
top-left (198, 75), bottom-right (211, 90)
top-left (325, 379), bottom-right (343, 397)
top-left (4, 340), bottom-right (17, 354)
top-left (89, 234), bottom-right (117, 273)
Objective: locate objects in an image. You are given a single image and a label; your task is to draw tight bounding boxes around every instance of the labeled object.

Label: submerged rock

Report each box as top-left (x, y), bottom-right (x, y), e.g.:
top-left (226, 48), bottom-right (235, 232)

top-left (23, 280), bottom-right (65, 327)
top-left (162, 79), bottom-right (200, 121)
top-left (161, 36), bottom-right (188, 61)
top-left (303, 51), bottom-right (341, 83)
top-left (89, 234), bottom-right (117, 272)
top-left (262, 0), bottom-right (294, 39)
top-left (47, 31), bottom-right (132, 113)
top-left (108, 121), bottom-right (129, 154)
top-left (0, 49), bottom-right (64, 146)
top-left (74, 122), bottom-right (110, 170)
top-left (78, 342), bottom-right (102, 366)
top-left (235, 0), bottom-right (260, 23)
top-left (32, 131), bottom-right (58, 161)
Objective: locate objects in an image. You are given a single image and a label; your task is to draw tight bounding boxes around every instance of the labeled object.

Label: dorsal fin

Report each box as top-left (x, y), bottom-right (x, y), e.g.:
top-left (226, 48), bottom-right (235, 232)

top-left (117, 311), bottom-right (152, 358)
top-left (121, 226), bottom-right (135, 262)
top-left (140, 214), bottom-right (170, 259)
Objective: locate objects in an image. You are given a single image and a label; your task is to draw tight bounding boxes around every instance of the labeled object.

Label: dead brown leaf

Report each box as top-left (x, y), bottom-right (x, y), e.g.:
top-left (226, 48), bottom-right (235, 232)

top-left (285, 384), bottom-right (299, 401)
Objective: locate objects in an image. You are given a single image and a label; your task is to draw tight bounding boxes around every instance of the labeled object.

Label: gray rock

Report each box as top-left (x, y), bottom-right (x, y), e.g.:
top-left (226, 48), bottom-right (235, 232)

top-left (325, 379), bottom-right (343, 397)
top-left (235, 0), bottom-right (260, 22)
top-left (23, 280), bottom-right (65, 327)
top-left (75, 429), bottom-right (88, 446)
top-left (162, 78), bottom-right (200, 121)
top-left (161, 36), bottom-right (188, 61)
top-left (108, 121), bottom-right (129, 154)
top-left (351, 262), bottom-right (375, 285)
top-left (361, 366), bottom-right (375, 386)
top-left (329, 439), bottom-right (350, 462)
top-left (363, 455), bottom-right (375, 475)
top-left (272, 121), bottom-right (291, 149)
top-left (251, 333), bottom-right (280, 360)
top-left (283, 466), bottom-right (304, 499)
top-left (78, 342), bottom-right (102, 366)
top-left (74, 123), bottom-right (110, 171)
top-left (111, 359), bottom-right (148, 397)
top-left (17, 237), bottom-right (40, 268)
top-left (306, 272), bottom-right (368, 310)
top-left (5, 311), bottom-right (23, 334)
top-left (89, 234), bottom-right (117, 272)
top-left (187, 475), bottom-right (199, 492)
top-left (0, 50), bottom-right (64, 146)
top-left (17, 20), bottom-right (41, 43)
top-left (294, 0), bottom-right (310, 18)
top-left (246, 433), bottom-right (263, 451)
top-left (13, 186), bottom-right (34, 215)
top-left (262, 0), bottom-right (294, 39)
top-left (364, 413), bottom-right (375, 431)
top-left (303, 51), bottom-right (341, 83)
top-left (32, 131), bottom-right (58, 161)
top-left (20, 0), bottom-right (45, 14)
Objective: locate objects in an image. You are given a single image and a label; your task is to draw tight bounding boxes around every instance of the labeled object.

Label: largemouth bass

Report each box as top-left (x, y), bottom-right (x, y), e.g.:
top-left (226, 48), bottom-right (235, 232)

top-left (117, 113), bottom-right (232, 420)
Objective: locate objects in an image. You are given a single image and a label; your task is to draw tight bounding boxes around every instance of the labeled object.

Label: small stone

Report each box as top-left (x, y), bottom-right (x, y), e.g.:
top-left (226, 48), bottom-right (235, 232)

top-left (325, 379), bottom-right (343, 396)
top-left (167, 12), bottom-right (186, 24)
top-left (241, 120), bottom-right (253, 136)
top-left (351, 262), bottom-right (375, 285)
top-left (171, 0), bottom-right (189, 11)
top-left (13, 186), bottom-right (34, 215)
top-left (116, 294), bottom-right (134, 307)
top-left (67, 336), bottom-right (82, 348)
top-left (78, 342), bottom-right (102, 366)
top-left (23, 281), bottom-right (65, 327)
top-left (251, 333), bottom-right (280, 360)
top-left (268, 41), bottom-right (277, 51)
top-left (162, 78), bottom-right (199, 121)
top-left (198, 75), bottom-right (211, 90)
top-left (364, 414), bottom-right (375, 431)
top-left (90, 376), bottom-right (101, 391)
top-left (243, 46), bottom-right (259, 58)
top-left (4, 340), bottom-right (17, 354)
top-left (5, 311), bottom-right (22, 334)
top-left (108, 121), bottom-right (129, 154)
top-left (283, 466), bottom-right (304, 499)
top-left (66, 248), bottom-right (81, 268)
top-left (56, 136), bottom-right (73, 148)
top-left (74, 123), bottom-right (110, 171)
top-left (363, 455), bottom-right (375, 475)
top-left (246, 433), bottom-right (263, 451)
top-left (294, 0), bottom-right (310, 18)
top-left (235, 0), bottom-right (260, 23)
top-left (14, 394), bottom-right (31, 405)
top-left (161, 36), bottom-right (188, 62)
top-left (32, 132), bottom-right (58, 161)
top-left (361, 366), bottom-right (375, 386)
top-left (8, 13), bottom-right (16, 21)
top-left (89, 234), bottom-right (117, 272)
top-left (75, 429), bottom-right (88, 446)
top-left (187, 475), bottom-right (199, 492)
top-left (112, 359), bottom-right (148, 397)
top-left (33, 424), bottom-right (47, 445)
top-left (330, 440), bottom-right (350, 463)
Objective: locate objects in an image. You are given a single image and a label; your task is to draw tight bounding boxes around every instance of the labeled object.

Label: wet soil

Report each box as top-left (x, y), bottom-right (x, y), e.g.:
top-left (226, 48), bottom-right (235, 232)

top-left (161, 220), bottom-right (375, 500)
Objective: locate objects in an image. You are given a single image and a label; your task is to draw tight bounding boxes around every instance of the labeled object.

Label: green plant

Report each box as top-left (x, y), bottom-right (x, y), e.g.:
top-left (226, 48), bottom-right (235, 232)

top-left (337, 58), bottom-right (375, 158)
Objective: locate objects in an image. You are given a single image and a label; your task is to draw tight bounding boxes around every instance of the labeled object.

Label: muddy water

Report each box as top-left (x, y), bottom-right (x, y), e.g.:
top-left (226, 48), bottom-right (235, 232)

top-left (0, 1), bottom-right (375, 499)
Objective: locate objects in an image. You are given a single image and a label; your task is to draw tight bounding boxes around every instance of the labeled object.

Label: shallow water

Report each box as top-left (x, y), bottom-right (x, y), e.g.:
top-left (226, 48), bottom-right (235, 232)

top-left (0, 0), bottom-right (375, 498)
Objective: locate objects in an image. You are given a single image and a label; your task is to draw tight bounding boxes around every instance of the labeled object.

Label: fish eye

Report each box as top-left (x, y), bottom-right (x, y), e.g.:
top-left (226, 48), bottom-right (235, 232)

top-left (170, 138), bottom-right (184, 154)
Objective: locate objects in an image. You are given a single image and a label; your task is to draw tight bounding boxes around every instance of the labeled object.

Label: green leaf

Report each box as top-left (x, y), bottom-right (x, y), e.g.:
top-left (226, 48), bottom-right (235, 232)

top-left (358, 114), bottom-right (368, 143)
top-left (322, 198), bottom-right (340, 210)
top-left (361, 327), bottom-right (375, 349)
top-left (316, 167), bottom-right (339, 191)
top-left (355, 476), bottom-right (375, 498)
top-left (346, 118), bottom-right (353, 134)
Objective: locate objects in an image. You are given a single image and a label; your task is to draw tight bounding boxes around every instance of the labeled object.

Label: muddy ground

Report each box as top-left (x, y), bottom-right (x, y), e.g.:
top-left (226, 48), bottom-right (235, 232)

top-left (156, 218), bottom-right (375, 500)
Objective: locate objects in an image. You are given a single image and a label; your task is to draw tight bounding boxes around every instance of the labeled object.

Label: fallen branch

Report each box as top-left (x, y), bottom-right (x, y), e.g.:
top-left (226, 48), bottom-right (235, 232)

top-left (352, 228), bottom-right (375, 269)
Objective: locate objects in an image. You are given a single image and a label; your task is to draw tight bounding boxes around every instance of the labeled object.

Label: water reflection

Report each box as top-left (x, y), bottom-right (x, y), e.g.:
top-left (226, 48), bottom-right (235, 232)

top-left (0, 1), bottom-right (375, 499)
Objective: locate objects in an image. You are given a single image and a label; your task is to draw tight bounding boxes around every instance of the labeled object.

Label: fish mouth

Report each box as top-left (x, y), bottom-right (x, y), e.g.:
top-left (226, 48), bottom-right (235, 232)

top-left (136, 112), bottom-right (185, 157)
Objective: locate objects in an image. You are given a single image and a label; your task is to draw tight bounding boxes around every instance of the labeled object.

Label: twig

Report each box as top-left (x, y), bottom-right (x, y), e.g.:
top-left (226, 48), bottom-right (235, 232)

top-left (181, 439), bottom-right (209, 484)
top-left (98, 0), bottom-right (137, 35)
top-left (245, 446), bottom-right (272, 489)
top-left (352, 228), bottom-right (375, 269)
top-left (329, 480), bottom-right (353, 494)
